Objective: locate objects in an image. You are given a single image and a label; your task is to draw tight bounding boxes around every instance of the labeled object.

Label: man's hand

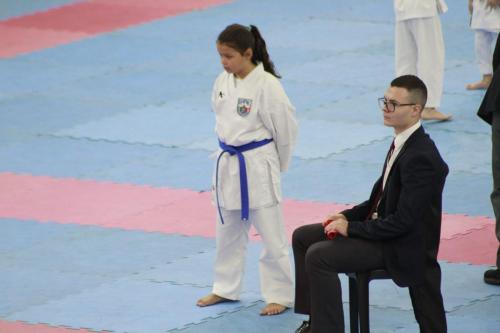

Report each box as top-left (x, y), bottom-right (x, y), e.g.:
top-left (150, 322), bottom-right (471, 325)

top-left (323, 214), bottom-right (349, 238)
top-left (322, 213), bottom-right (346, 226)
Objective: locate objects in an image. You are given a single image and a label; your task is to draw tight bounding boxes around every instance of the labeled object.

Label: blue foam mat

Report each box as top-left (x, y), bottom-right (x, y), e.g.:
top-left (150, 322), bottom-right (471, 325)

top-left (428, 130), bottom-right (491, 174)
top-left (0, 92), bottom-right (135, 133)
top-left (175, 303), bottom-right (418, 333)
top-left (294, 119), bottom-right (389, 159)
top-left (285, 52), bottom-right (394, 89)
top-left (0, 219), bottom-right (214, 279)
top-left (449, 295), bottom-right (500, 320)
top-left (53, 103), bottom-right (214, 148)
top-left (282, 79), bottom-right (375, 113)
top-left (443, 172), bottom-right (494, 217)
top-left (0, 266), bottom-right (117, 316)
top-left (302, 90), bottom-right (385, 125)
top-left (6, 280), bottom-right (259, 333)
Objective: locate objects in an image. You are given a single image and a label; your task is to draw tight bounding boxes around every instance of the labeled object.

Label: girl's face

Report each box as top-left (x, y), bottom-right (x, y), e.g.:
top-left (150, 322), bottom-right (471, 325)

top-left (216, 42), bottom-right (254, 78)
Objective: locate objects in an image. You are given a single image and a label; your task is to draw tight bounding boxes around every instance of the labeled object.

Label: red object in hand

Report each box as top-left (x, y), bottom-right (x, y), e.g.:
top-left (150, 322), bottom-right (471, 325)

top-left (323, 219), bottom-right (337, 239)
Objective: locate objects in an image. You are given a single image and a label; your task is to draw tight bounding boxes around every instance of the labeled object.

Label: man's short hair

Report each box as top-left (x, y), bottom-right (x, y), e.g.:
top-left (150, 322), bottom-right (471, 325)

top-left (390, 75), bottom-right (427, 108)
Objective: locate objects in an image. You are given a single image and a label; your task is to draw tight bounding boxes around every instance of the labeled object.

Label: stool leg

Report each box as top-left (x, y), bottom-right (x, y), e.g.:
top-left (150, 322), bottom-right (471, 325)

top-left (348, 277), bottom-right (359, 333)
top-left (357, 273), bottom-right (370, 333)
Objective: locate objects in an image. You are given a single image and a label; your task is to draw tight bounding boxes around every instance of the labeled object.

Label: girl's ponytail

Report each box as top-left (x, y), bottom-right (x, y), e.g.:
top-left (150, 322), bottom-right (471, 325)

top-left (249, 25), bottom-right (280, 78)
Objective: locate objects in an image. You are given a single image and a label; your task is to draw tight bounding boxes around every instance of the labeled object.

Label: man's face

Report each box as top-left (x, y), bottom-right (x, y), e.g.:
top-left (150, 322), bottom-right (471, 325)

top-left (381, 86), bottom-right (420, 133)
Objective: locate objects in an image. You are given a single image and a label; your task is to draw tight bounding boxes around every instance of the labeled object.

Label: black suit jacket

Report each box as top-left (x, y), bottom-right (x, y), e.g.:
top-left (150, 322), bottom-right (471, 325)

top-left (343, 126), bottom-right (448, 287)
top-left (478, 34), bottom-right (500, 124)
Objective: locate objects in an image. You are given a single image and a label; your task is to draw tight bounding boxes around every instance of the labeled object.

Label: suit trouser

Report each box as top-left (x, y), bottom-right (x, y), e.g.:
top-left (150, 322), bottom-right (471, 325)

top-left (492, 111), bottom-right (500, 268)
top-left (395, 16), bottom-right (444, 108)
top-left (292, 223), bottom-right (447, 333)
top-left (212, 204), bottom-right (294, 307)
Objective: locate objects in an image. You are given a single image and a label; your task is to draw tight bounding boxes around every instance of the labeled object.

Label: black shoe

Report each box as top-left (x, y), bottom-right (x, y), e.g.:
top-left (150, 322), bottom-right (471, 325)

top-left (295, 320), bottom-right (311, 333)
top-left (484, 268), bottom-right (500, 285)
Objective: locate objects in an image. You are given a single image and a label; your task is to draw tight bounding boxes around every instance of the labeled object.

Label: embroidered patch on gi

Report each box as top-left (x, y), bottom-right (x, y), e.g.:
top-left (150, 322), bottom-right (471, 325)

top-left (236, 98), bottom-right (252, 117)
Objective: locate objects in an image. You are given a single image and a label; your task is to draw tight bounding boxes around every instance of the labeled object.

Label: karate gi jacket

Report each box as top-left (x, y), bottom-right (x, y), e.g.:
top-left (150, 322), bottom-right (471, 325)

top-left (394, 0), bottom-right (448, 21)
top-left (211, 63), bottom-right (298, 210)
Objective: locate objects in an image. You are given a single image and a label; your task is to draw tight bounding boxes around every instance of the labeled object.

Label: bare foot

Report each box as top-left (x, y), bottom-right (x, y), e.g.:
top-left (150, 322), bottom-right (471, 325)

top-left (466, 80), bottom-right (491, 90)
top-left (260, 303), bottom-right (288, 316)
top-left (196, 293), bottom-right (231, 307)
top-left (466, 75), bottom-right (492, 90)
top-left (421, 107), bottom-right (452, 121)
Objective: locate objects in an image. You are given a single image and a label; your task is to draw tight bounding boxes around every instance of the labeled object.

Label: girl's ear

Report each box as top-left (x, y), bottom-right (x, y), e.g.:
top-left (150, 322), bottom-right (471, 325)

top-left (243, 48), bottom-right (253, 61)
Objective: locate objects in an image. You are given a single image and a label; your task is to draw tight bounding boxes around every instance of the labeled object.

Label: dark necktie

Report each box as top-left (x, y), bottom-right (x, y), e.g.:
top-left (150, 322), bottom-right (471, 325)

top-left (365, 140), bottom-right (395, 220)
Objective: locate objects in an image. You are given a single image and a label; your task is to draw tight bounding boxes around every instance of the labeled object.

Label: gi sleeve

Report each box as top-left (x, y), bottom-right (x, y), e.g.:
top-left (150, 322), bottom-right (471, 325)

top-left (259, 79), bottom-right (298, 172)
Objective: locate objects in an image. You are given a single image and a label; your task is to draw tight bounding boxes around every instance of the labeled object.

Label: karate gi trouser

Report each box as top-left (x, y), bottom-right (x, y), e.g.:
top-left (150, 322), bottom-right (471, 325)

top-left (212, 204), bottom-right (294, 307)
top-left (474, 30), bottom-right (499, 75)
top-left (492, 111), bottom-right (500, 268)
top-left (395, 16), bottom-right (444, 108)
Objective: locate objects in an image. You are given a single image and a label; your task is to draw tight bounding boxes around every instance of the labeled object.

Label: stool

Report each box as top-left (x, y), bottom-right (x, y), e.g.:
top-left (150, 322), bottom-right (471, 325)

top-left (346, 269), bottom-right (391, 333)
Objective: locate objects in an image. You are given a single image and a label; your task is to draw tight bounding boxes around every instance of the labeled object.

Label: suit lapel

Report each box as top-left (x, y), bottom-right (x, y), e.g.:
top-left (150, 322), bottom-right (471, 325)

top-left (379, 126), bottom-right (425, 200)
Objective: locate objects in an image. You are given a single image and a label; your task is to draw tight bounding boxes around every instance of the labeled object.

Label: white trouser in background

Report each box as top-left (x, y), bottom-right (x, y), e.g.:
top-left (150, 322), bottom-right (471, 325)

top-left (475, 30), bottom-right (499, 75)
top-left (395, 16), bottom-right (445, 108)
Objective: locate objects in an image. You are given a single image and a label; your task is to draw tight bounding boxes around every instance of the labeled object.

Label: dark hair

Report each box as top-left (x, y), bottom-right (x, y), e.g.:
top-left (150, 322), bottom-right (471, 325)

top-left (390, 75), bottom-right (427, 108)
top-left (217, 23), bottom-right (281, 78)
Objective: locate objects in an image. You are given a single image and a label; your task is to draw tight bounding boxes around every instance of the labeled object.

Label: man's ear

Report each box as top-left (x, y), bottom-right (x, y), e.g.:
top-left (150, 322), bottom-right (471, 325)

top-left (413, 104), bottom-right (423, 117)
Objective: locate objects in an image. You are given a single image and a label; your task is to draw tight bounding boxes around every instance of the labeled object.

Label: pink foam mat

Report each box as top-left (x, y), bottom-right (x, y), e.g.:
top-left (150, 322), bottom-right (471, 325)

top-left (438, 224), bottom-right (498, 265)
top-left (0, 25), bottom-right (88, 58)
top-left (0, 172), bottom-right (496, 264)
top-left (0, 172), bottom-right (194, 226)
top-left (0, 320), bottom-right (108, 333)
top-left (0, 0), bottom-right (231, 58)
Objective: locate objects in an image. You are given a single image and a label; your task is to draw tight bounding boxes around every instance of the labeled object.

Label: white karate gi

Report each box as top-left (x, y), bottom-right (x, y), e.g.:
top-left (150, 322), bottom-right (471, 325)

top-left (471, 0), bottom-right (500, 75)
top-left (394, 0), bottom-right (447, 108)
top-left (210, 63), bottom-right (297, 306)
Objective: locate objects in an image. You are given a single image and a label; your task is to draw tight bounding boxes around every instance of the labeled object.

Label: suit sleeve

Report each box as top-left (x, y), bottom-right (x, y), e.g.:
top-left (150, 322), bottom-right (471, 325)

top-left (259, 79), bottom-right (298, 172)
top-left (347, 152), bottom-right (439, 240)
top-left (341, 177), bottom-right (382, 221)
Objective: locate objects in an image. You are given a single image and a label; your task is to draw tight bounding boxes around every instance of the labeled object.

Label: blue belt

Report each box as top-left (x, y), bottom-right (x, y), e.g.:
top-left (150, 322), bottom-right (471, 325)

top-left (215, 138), bottom-right (273, 224)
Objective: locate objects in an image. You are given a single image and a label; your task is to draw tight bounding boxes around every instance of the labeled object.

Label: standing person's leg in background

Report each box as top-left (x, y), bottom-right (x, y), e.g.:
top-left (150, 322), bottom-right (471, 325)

top-left (467, 30), bottom-right (498, 90)
top-left (395, 19), bottom-right (418, 79)
top-left (395, 17), bottom-right (451, 121)
top-left (412, 16), bottom-right (451, 121)
top-left (485, 110), bottom-right (500, 285)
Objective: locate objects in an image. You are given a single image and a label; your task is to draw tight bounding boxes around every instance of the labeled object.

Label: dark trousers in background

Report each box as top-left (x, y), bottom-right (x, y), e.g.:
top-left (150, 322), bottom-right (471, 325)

top-left (492, 111), bottom-right (500, 268)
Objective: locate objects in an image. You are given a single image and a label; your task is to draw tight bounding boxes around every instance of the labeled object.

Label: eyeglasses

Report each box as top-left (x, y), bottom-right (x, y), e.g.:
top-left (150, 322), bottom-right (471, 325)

top-left (378, 97), bottom-right (416, 113)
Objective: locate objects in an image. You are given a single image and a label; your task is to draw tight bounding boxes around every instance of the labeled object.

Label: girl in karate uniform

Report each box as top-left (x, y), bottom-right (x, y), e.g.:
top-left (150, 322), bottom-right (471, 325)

top-left (467, 0), bottom-right (500, 90)
top-left (196, 23), bottom-right (298, 316)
